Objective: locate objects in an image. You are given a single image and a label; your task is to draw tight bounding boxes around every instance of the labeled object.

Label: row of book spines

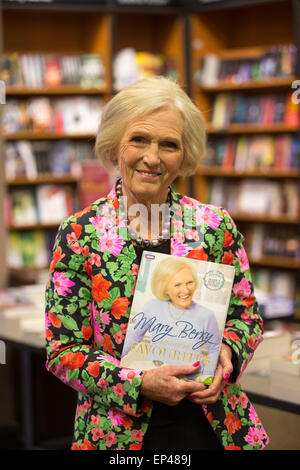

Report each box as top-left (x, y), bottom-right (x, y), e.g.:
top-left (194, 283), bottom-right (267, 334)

top-left (8, 229), bottom-right (57, 270)
top-left (1, 53), bottom-right (106, 88)
top-left (211, 92), bottom-right (299, 127)
top-left (5, 186), bottom-right (77, 228)
top-left (197, 45), bottom-right (297, 85)
top-left (242, 224), bottom-right (300, 259)
top-left (204, 135), bottom-right (300, 170)
top-left (5, 140), bottom-right (95, 180)
top-left (207, 178), bottom-right (299, 218)
top-left (3, 97), bottom-right (103, 134)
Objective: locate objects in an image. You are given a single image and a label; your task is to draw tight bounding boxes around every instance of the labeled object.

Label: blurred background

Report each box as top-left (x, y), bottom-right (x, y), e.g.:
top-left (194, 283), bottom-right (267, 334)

top-left (0, 0), bottom-right (299, 450)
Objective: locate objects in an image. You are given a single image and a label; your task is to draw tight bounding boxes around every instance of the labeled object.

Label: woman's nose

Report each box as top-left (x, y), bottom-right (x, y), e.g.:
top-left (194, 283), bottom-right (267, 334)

top-left (143, 143), bottom-right (160, 165)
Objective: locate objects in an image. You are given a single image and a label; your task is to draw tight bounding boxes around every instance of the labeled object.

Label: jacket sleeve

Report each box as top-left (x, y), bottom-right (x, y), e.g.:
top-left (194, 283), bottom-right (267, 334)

top-left (219, 208), bottom-right (264, 382)
top-left (45, 218), bottom-right (147, 417)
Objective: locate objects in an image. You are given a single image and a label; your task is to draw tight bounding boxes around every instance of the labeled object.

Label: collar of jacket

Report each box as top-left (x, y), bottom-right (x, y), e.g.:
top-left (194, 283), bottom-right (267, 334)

top-left (94, 182), bottom-right (206, 259)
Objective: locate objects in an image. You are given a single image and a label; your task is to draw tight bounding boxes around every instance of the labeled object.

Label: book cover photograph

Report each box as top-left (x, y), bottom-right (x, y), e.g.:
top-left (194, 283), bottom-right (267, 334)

top-left (120, 252), bottom-right (235, 385)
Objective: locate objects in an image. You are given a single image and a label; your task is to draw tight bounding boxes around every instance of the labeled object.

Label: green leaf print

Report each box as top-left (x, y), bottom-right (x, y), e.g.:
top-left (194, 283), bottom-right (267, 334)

top-left (58, 315), bottom-right (79, 331)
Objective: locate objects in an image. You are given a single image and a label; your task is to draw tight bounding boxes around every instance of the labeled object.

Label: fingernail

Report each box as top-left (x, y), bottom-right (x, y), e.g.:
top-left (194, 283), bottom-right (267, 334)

top-left (187, 394), bottom-right (196, 399)
top-left (193, 361), bottom-right (200, 367)
top-left (224, 373), bottom-right (230, 381)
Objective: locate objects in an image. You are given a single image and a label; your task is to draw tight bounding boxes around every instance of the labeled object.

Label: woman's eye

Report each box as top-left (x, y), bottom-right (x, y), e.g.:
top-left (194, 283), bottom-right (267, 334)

top-left (130, 136), bottom-right (146, 144)
top-left (161, 141), bottom-right (178, 149)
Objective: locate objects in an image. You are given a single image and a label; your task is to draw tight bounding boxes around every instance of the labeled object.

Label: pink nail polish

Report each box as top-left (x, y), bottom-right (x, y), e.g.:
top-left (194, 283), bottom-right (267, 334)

top-left (193, 361), bottom-right (200, 367)
top-left (224, 373), bottom-right (230, 381)
top-left (187, 394), bottom-right (196, 399)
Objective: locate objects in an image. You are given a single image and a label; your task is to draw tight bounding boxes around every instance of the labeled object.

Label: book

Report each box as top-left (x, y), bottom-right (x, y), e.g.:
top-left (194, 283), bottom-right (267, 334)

top-left (120, 252), bottom-right (235, 385)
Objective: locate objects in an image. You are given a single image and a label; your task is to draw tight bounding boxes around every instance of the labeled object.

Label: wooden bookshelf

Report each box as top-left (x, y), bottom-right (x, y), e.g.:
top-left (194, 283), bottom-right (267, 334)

top-left (197, 167), bottom-right (300, 179)
top-left (6, 175), bottom-right (79, 186)
top-left (6, 85), bottom-right (109, 96)
top-left (190, 0), bottom-right (300, 319)
top-left (4, 132), bottom-right (96, 141)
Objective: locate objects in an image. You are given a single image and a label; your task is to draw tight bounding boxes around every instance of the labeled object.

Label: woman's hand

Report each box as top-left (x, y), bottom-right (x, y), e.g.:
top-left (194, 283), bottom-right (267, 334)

top-left (186, 343), bottom-right (233, 405)
top-left (140, 362), bottom-right (207, 406)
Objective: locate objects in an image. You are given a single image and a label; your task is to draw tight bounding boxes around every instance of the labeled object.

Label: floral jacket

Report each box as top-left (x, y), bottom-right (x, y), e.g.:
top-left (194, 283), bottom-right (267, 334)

top-left (45, 183), bottom-right (270, 450)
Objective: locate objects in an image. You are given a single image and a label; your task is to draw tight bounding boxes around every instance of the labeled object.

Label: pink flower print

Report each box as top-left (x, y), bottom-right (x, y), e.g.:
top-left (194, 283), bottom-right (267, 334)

top-left (91, 427), bottom-right (105, 442)
top-left (97, 377), bottom-right (109, 389)
top-left (173, 231), bottom-right (185, 243)
top-left (66, 232), bottom-right (76, 244)
top-left (89, 215), bottom-right (111, 232)
top-left (105, 431), bottom-right (118, 448)
top-left (98, 354), bottom-right (120, 367)
top-left (50, 340), bottom-right (61, 352)
top-left (71, 380), bottom-right (89, 395)
top-left (171, 240), bottom-right (191, 257)
top-left (108, 408), bottom-right (126, 426)
top-left (99, 228), bottom-right (124, 255)
top-left (112, 383), bottom-right (126, 399)
top-left (228, 395), bottom-right (239, 410)
top-left (118, 368), bottom-right (141, 383)
top-left (113, 330), bottom-right (125, 344)
top-left (91, 414), bottom-right (101, 426)
top-left (236, 248), bottom-right (249, 272)
top-left (194, 206), bottom-right (221, 229)
top-left (91, 252), bottom-right (101, 267)
top-left (171, 219), bottom-right (183, 230)
top-left (244, 426), bottom-right (266, 447)
top-left (239, 392), bottom-right (248, 409)
top-left (186, 229), bottom-right (199, 241)
top-left (132, 429), bottom-right (144, 442)
top-left (131, 263), bottom-right (139, 276)
top-left (81, 245), bottom-right (89, 257)
top-left (233, 277), bottom-right (251, 299)
top-left (53, 272), bottom-right (75, 296)
top-left (100, 309), bottom-right (111, 325)
top-left (249, 405), bottom-right (261, 426)
top-left (180, 196), bottom-right (198, 208)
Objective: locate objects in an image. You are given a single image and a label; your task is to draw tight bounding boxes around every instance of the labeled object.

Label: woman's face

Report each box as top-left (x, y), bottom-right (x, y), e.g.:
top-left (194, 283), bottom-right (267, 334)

top-left (112, 108), bottom-right (184, 207)
top-left (166, 267), bottom-right (196, 309)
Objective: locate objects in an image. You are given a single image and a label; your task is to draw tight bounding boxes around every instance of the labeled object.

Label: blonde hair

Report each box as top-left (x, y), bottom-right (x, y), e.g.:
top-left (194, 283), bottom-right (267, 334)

top-left (95, 76), bottom-right (206, 177)
top-left (151, 257), bottom-right (198, 301)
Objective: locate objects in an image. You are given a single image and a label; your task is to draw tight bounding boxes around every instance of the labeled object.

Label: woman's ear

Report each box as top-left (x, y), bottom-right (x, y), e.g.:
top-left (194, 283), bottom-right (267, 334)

top-left (109, 148), bottom-right (118, 165)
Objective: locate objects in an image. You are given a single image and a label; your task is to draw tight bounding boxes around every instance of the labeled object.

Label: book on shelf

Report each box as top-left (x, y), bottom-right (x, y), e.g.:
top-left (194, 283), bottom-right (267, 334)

top-left (8, 229), bottom-right (57, 270)
top-left (3, 97), bottom-right (103, 135)
top-left (1, 52), bottom-right (105, 88)
top-left (5, 140), bottom-right (95, 179)
top-left (79, 161), bottom-right (114, 208)
top-left (120, 251), bottom-right (235, 385)
top-left (36, 184), bottom-right (75, 224)
top-left (253, 269), bottom-right (297, 319)
top-left (197, 44), bottom-right (297, 86)
top-left (210, 92), bottom-right (299, 127)
top-left (243, 223), bottom-right (300, 259)
top-left (11, 189), bottom-right (38, 226)
top-left (205, 134), bottom-right (300, 171)
top-left (7, 185), bottom-right (76, 227)
top-left (208, 178), bottom-right (299, 217)
top-left (113, 48), bottom-right (178, 90)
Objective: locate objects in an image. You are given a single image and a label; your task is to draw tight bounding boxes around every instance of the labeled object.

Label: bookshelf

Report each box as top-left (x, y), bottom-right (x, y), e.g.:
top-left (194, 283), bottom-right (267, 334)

top-left (0, 0), bottom-right (299, 321)
top-left (189, 0), bottom-right (300, 320)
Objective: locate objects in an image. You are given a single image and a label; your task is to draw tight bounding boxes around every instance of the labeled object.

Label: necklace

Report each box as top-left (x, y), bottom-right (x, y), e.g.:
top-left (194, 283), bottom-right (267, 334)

top-left (116, 178), bottom-right (171, 248)
top-left (167, 301), bottom-right (187, 321)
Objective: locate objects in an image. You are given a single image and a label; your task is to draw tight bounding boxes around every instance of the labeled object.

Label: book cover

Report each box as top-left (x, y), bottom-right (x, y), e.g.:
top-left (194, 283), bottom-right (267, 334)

top-left (120, 252), bottom-right (235, 385)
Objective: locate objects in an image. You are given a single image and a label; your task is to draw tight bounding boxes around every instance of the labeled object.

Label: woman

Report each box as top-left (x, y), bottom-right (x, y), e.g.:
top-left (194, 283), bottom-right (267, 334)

top-left (45, 76), bottom-right (269, 450)
top-left (121, 257), bottom-right (221, 381)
